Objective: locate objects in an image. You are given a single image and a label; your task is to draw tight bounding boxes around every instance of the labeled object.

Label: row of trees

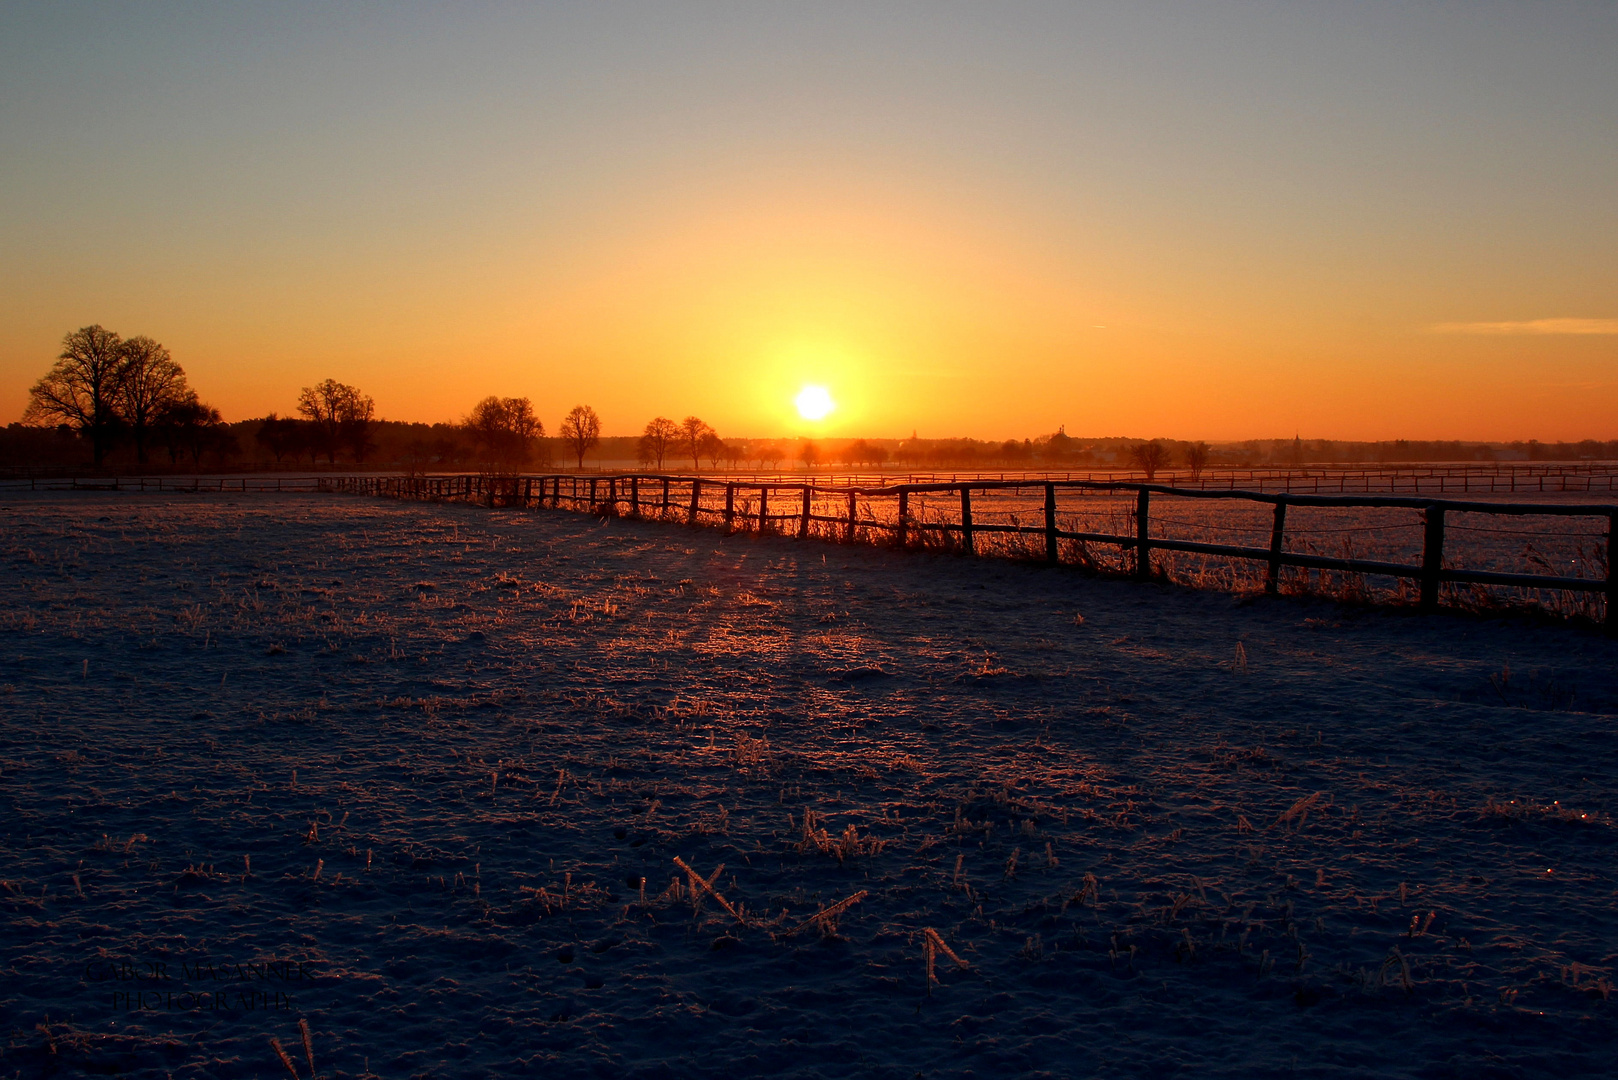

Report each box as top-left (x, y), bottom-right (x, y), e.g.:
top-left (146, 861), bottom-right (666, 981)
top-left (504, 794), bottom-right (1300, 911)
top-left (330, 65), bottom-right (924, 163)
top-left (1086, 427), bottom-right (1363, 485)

top-left (255, 380), bottom-right (380, 464)
top-left (24, 325), bottom-right (227, 465)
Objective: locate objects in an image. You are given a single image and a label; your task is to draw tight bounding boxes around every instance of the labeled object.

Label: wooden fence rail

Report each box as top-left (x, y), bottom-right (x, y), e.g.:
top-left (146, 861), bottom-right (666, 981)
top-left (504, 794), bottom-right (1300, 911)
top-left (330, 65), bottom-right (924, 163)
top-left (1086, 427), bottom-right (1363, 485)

top-left (0, 475), bottom-right (330, 493)
top-left (331, 472), bottom-right (1617, 626)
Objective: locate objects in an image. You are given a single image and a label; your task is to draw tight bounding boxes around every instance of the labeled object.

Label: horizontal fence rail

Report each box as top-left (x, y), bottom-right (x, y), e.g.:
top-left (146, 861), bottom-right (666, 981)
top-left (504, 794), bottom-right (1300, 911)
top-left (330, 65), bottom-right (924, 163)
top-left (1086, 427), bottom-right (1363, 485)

top-left (0, 475), bottom-right (331, 493)
top-left (5, 461), bottom-right (1618, 493)
top-left (329, 472), bottom-right (1617, 627)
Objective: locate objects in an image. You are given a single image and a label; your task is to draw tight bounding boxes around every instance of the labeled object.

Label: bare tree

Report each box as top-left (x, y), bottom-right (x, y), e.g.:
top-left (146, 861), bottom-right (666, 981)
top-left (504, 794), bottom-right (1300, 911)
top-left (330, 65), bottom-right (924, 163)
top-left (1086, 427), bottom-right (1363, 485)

top-left (800, 441), bottom-right (820, 469)
top-left (679, 416), bottom-right (713, 472)
top-left (294, 379), bottom-right (374, 463)
top-left (342, 390), bottom-right (377, 464)
top-left (1185, 441), bottom-right (1210, 480)
top-left (23, 325), bottom-right (127, 465)
top-left (298, 379), bottom-right (354, 463)
top-left (465, 396), bottom-right (544, 468)
top-left (699, 431), bottom-right (726, 470)
top-left (255, 413), bottom-right (305, 464)
top-left (640, 416), bottom-right (677, 469)
top-left (157, 396), bottom-right (230, 465)
top-left (560, 404), bottom-right (601, 468)
top-left (1128, 440), bottom-right (1169, 481)
top-left (116, 336), bottom-right (190, 464)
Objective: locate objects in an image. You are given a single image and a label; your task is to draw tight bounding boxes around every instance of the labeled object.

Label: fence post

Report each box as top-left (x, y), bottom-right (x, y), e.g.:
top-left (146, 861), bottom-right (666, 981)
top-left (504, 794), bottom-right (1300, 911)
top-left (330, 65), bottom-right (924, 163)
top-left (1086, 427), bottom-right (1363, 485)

top-left (897, 489), bottom-right (909, 548)
top-left (1606, 512), bottom-right (1616, 632)
top-left (629, 477), bottom-right (638, 517)
top-left (688, 479), bottom-right (701, 523)
top-left (1266, 498), bottom-right (1288, 594)
top-left (1420, 504), bottom-right (1445, 609)
top-left (1134, 488), bottom-right (1151, 579)
top-left (758, 486), bottom-right (769, 533)
top-left (799, 486), bottom-right (811, 538)
top-left (1044, 484), bottom-right (1058, 565)
top-left (724, 484), bottom-right (735, 530)
top-left (960, 486), bottom-right (974, 555)
top-left (589, 477), bottom-right (598, 509)
top-left (662, 478), bottom-right (670, 514)
top-left (847, 491), bottom-right (858, 543)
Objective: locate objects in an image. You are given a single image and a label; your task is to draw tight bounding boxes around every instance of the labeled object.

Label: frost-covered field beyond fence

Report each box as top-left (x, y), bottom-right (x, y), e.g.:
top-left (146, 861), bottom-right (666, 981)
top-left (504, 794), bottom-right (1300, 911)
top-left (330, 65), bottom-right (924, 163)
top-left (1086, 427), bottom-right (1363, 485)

top-left (1, 493), bottom-right (1616, 1079)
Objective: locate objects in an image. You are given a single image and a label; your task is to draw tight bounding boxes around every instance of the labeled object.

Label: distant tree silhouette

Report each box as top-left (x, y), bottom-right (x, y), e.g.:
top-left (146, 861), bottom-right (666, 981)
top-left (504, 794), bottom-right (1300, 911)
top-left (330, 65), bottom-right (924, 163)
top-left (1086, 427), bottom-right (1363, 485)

top-left (464, 396), bottom-right (544, 468)
top-left (157, 397), bottom-right (230, 465)
top-left (434, 434), bottom-right (473, 468)
top-left (1185, 441), bottom-right (1210, 480)
top-left (699, 431), bottom-right (727, 470)
top-left (342, 390), bottom-right (377, 463)
top-left (1129, 440), bottom-right (1169, 480)
top-left (758, 442), bottom-right (785, 470)
top-left (560, 405), bottom-right (601, 468)
top-left (639, 416), bottom-right (677, 470)
top-left (24, 325), bottom-right (127, 465)
top-left (114, 336), bottom-right (191, 464)
top-left (255, 413), bottom-right (305, 464)
top-left (679, 416), bottom-right (713, 472)
top-left (297, 379), bottom-right (368, 464)
top-left (800, 441), bottom-right (820, 469)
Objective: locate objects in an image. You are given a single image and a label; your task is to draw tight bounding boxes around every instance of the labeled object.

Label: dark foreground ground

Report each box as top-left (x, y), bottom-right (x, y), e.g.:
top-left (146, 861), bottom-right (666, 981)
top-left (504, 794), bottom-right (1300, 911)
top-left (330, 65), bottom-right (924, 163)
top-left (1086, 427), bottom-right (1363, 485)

top-left (1, 493), bottom-right (1615, 1079)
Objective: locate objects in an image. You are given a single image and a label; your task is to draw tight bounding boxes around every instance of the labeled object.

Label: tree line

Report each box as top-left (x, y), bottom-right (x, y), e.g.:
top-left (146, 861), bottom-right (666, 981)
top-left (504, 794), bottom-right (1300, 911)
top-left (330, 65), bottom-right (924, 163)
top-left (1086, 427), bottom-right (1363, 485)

top-left (21, 325), bottom-right (1616, 472)
top-left (23, 325), bottom-right (227, 466)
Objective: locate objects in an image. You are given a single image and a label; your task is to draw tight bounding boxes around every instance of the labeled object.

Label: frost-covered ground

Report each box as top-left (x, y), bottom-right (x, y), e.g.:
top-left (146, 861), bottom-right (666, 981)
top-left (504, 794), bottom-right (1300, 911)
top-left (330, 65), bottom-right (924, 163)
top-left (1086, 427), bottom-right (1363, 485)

top-left (1, 492), bottom-right (1615, 1079)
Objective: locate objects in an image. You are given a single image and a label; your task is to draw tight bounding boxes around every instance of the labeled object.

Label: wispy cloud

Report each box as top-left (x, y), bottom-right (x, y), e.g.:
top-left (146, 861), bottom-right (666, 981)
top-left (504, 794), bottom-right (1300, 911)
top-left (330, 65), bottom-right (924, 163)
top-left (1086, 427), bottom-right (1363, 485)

top-left (1431, 318), bottom-right (1618, 335)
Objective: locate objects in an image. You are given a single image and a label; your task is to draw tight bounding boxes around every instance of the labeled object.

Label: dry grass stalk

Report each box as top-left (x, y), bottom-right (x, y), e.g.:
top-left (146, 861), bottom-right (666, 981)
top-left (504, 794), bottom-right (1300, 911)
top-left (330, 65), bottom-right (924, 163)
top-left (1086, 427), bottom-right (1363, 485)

top-left (923, 927), bottom-right (969, 994)
top-left (270, 1036), bottom-right (301, 1080)
top-left (1071, 872), bottom-right (1100, 908)
top-left (1381, 946), bottom-right (1414, 992)
top-left (784, 889), bottom-right (867, 938)
top-left (299, 1019), bottom-right (317, 1080)
top-left (1274, 791), bottom-right (1331, 829)
top-left (672, 855), bottom-right (745, 924)
top-left (797, 810), bottom-right (886, 862)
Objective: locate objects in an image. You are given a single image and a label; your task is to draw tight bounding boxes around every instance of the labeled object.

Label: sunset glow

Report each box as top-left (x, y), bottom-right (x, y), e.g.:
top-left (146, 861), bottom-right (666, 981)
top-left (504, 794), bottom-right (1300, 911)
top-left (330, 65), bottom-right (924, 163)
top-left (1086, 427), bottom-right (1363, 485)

top-left (0, 6), bottom-right (1613, 442)
top-left (795, 385), bottom-right (836, 422)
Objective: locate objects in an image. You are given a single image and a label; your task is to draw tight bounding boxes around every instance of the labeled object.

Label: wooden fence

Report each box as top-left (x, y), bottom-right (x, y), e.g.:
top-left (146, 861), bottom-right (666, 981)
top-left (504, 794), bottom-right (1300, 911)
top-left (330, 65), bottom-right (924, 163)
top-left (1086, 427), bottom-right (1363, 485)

top-left (0, 476), bottom-right (328, 493)
top-left (333, 473), bottom-right (1617, 626)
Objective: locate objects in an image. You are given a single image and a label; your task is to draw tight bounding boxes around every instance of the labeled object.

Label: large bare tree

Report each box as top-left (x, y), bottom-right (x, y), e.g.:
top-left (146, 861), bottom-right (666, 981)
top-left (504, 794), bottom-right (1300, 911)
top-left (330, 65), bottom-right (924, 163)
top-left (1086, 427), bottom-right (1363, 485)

top-left (23, 325), bottom-right (127, 465)
top-left (116, 336), bottom-right (190, 464)
top-left (560, 405), bottom-right (601, 469)
top-left (296, 379), bottom-right (373, 463)
top-left (1129, 440), bottom-right (1169, 481)
top-left (639, 416), bottom-right (677, 469)
top-left (1184, 441), bottom-right (1210, 480)
top-left (465, 396), bottom-right (544, 468)
top-left (679, 416), bottom-right (713, 472)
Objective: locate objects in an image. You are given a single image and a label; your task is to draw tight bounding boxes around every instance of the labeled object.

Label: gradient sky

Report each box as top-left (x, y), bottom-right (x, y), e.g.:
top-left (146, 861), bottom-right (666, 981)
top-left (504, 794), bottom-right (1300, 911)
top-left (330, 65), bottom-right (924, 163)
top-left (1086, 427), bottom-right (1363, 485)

top-left (2, 2), bottom-right (1614, 441)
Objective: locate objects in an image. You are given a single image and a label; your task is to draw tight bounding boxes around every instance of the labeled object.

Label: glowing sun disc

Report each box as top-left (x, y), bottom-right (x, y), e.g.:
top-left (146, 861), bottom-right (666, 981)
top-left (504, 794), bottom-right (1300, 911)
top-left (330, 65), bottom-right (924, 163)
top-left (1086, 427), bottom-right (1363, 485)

top-left (795, 385), bottom-right (836, 421)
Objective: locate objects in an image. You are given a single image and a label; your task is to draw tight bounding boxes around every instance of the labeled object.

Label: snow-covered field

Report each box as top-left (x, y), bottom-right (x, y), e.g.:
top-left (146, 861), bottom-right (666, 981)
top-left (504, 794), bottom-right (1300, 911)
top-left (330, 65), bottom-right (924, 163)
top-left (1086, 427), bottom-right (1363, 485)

top-left (2, 492), bottom-right (1615, 1079)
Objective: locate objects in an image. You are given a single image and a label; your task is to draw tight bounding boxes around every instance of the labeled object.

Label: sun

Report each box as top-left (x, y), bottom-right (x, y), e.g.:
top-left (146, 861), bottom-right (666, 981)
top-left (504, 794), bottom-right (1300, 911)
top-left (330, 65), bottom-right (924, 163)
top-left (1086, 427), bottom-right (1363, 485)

top-left (795, 384), bottom-right (836, 421)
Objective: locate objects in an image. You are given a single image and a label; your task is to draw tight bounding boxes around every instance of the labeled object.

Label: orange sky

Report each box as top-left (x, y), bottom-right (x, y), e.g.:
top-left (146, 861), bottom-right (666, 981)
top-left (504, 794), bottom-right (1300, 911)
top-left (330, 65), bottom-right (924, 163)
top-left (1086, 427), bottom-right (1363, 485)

top-left (1, 5), bottom-right (1614, 441)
